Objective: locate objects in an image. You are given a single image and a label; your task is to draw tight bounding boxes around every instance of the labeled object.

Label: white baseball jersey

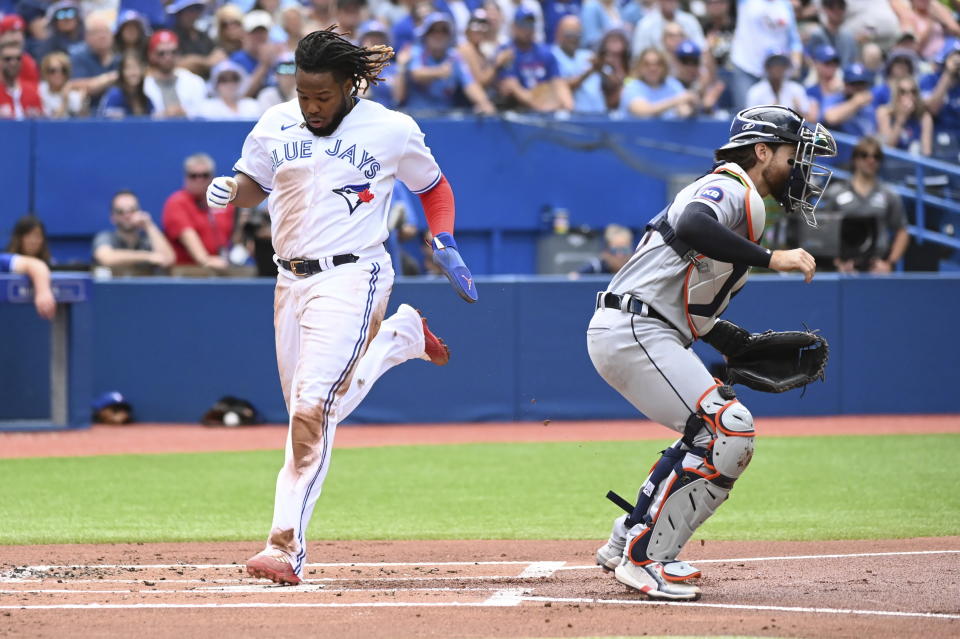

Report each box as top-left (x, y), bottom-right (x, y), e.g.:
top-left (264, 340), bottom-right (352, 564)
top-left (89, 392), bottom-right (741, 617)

top-left (607, 162), bottom-right (766, 342)
top-left (233, 97), bottom-right (441, 272)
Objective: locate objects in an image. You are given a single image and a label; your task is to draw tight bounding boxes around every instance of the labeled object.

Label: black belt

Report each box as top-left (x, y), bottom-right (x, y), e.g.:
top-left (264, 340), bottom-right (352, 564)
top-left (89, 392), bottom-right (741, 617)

top-left (277, 254), bottom-right (358, 277)
top-left (596, 291), bottom-right (672, 324)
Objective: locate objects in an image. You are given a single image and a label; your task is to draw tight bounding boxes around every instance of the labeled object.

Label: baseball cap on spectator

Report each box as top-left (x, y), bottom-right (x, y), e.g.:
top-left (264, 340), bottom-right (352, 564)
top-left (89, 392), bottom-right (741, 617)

top-left (114, 9), bottom-right (149, 35)
top-left (514, 6), bottom-right (536, 25)
top-left (810, 44), bottom-right (839, 64)
top-left (148, 29), bottom-right (179, 53)
top-left (0, 14), bottom-right (25, 34)
top-left (936, 38), bottom-right (960, 65)
top-left (243, 10), bottom-right (273, 33)
top-left (358, 19), bottom-right (389, 40)
top-left (843, 62), bottom-right (874, 85)
top-left (468, 8), bottom-right (490, 30)
top-left (675, 40), bottom-right (701, 61)
top-left (416, 12), bottom-right (453, 39)
top-left (763, 49), bottom-right (791, 68)
top-left (165, 0), bottom-right (205, 15)
top-left (885, 47), bottom-right (918, 75)
top-left (274, 52), bottom-right (295, 76)
top-left (208, 59), bottom-right (248, 93)
top-left (47, 0), bottom-right (80, 22)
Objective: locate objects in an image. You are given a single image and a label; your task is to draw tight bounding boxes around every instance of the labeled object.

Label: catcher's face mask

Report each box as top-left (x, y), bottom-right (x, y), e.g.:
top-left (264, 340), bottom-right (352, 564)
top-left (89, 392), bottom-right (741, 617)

top-left (784, 122), bottom-right (837, 228)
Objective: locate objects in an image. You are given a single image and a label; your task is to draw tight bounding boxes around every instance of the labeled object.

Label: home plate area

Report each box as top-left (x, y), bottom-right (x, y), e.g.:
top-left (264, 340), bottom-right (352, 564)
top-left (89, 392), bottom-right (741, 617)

top-left (0, 540), bottom-right (958, 638)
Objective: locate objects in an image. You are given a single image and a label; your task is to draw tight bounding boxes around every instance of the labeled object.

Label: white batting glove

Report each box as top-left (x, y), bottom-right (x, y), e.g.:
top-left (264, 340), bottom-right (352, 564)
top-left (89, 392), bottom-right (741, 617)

top-left (207, 176), bottom-right (237, 208)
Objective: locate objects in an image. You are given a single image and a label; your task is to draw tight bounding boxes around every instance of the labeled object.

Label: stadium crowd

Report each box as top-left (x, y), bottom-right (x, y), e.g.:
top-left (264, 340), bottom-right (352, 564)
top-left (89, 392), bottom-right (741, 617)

top-left (0, 0), bottom-right (958, 148)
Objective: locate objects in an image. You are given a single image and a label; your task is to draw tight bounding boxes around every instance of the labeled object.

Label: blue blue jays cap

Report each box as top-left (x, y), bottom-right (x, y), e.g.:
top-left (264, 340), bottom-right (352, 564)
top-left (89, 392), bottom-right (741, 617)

top-left (936, 37), bottom-right (960, 65)
top-left (811, 44), bottom-right (839, 64)
top-left (514, 6), bottom-right (536, 25)
top-left (91, 391), bottom-right (130, 412)
top-left (114, 9), bottom-right (149, 35)
top-left (165, 0), bottom-right (205, 14)
top-left (843, 62), bottom-right (874, 84)
top-left (416, 12), bottom-right (453, 38)
top-left (675, 40), bottom-right (701, 59)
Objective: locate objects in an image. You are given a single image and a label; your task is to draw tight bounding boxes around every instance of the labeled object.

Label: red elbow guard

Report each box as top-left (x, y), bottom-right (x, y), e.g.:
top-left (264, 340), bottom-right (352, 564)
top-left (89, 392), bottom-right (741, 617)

top-left (418, 175), bottom-right (455, 236)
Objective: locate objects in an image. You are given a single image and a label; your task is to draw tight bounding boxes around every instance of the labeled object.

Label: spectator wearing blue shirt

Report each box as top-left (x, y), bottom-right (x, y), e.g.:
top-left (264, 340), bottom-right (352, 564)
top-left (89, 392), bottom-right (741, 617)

top-left (580, 0), bottom-right (624, 49)
top-left (542, 0), bottom-right (582, 45)
top-left (68, 10), bottom-right (119, 108)
top-left (392, 0), bottom-right (434, 54)
top-left (921, 38), bottom-right (960, 140)
top-left (672, 40), bottom-right (725, 118)
top-left (497, 7), bottom-right (572, 111)
top-left (230, 10), bottom-right (277, 98)
top-left (354, 23), bottom-right (407, 109)
top-left (877, 76), bottom-right (933, 156)
top-left (99, 51), bottom-right (154, 117)
top-left (32, 0), bottom-right (84, 59)
top-left (620, 45), bottom-right (693, 119)
top-left (824, 63), bottom-right (877, 138)
top-left (873, 48), bottom-right (920, 109)
top-left (0, 251), bottom-right (55, 319)
top-left (805, 44), bottom-right (843, 123)
top-left (551, 14), bottom-right (603, 112)
top-left (405, 12), bottom-right (495, 112)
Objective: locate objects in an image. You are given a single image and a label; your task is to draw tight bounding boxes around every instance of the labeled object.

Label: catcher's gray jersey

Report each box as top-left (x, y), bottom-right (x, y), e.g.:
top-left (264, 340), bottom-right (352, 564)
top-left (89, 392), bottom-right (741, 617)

top-left (606, 162), bottom-right (767, 343)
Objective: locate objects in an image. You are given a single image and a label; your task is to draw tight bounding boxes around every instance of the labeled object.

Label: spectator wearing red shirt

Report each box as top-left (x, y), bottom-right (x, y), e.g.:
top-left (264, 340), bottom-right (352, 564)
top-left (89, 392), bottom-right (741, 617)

top-left (162, 153), bottom-right (235, 271)
top-left (0, 40), bottom-right (42, 118)
top-left (0, 14), bottom-right (39, 86)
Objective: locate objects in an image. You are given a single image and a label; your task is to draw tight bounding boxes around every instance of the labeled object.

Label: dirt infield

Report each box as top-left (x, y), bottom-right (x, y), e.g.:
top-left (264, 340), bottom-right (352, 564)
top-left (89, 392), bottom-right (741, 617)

top-left (1, 538), bottom-right (958, 638)
top-left (2, 416), bottom-right (959, 638)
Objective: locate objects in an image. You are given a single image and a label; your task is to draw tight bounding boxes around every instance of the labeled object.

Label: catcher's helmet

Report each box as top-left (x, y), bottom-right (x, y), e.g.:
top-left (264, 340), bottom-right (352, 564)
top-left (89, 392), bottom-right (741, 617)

top-left (718, 105), bottom-right (837, 227)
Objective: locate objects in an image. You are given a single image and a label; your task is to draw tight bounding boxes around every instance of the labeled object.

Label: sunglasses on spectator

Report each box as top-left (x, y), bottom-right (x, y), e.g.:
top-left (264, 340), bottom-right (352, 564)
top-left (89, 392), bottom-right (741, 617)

top-left (46, 66), bottom-right (67, 74)
top-left (220, 20), bottom-right (242, 28)
top-left (54, 8), bottom-right (78, 20)
top-left (678, 57), bottom-right (699, 65)
top-left (154, 48), bottom-right (177, 58)
top-left (899, 87), bottom-right (919, 94)
top-left (187, 172), bottom-right (212, 179)
top-left (855, 151), bottom-right (882, 160)
top-left (218, 74), bottom-right (241, 84)
top-left (1, 54), bottom-right (22, 63)
top-left (113, 207), bottom-right (138, 215)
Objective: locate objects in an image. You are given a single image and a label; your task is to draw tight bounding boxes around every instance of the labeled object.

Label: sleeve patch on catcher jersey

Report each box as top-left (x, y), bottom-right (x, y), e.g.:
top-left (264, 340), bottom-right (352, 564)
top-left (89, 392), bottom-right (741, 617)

top-left (695, 185), bottom-right (725, 203)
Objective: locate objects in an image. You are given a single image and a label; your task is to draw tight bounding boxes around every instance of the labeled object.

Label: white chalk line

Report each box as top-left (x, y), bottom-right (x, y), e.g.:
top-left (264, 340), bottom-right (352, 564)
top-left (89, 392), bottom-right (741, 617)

top-left (521, 596), bottom-right (960, 620)
top-left (553, 549), bottom-right (960, 571)
top-left (0, 586), bottom-right (500, 595)
top-left (9, 550), bottom-right (960, 583)
top-left (0, 575), bottom-right (542, 585)
top-left (2, 596), bottom-right (957, 618)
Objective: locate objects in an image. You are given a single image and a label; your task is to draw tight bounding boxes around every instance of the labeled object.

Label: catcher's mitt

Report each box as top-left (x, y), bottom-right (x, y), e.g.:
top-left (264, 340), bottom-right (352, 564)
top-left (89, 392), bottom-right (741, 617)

top-left (702, 320), bottom-right (829, 394)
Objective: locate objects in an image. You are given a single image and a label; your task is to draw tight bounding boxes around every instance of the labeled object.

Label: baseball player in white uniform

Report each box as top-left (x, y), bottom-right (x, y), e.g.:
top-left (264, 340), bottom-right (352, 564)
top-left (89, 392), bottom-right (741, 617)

top-left (588, 106), bottom-right (836, 600)
top-left (206, 29), bottom-right (478, 586)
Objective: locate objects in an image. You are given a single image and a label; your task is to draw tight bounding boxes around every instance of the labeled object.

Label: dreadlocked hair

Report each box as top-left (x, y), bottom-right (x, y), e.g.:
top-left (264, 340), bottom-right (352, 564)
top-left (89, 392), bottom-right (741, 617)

top-left (295, 27), bottom-right (394, 94)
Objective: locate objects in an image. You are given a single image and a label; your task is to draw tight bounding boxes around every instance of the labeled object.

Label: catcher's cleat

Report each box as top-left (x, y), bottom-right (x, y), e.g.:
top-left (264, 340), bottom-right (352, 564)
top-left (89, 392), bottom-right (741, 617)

top-left (246, 549), bottom-right (301, 586)
top-left (615, 559), bottom-right (701, 600)
top-left (596, 514), bottom-right (628, 572)
top-left (662, 560), bottom-right (702, 582)
top-left (417, 311), bottom-right (450, 366)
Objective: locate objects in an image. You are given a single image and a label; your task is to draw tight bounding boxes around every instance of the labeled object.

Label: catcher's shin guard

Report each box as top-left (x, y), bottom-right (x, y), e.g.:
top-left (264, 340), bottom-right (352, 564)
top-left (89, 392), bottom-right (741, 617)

top-left (628, 385), bottom-right (755, 565)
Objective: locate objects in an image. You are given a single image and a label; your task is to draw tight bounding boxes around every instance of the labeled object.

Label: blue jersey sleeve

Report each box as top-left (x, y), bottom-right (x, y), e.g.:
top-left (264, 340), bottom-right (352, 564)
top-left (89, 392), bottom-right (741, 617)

top-left (0, 252), bottom-right (16, 273)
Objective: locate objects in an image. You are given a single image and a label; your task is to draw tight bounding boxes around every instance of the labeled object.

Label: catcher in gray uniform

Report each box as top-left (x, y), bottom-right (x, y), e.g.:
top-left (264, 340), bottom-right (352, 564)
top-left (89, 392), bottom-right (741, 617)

top-left (587, 105), bottom-right (836, 601)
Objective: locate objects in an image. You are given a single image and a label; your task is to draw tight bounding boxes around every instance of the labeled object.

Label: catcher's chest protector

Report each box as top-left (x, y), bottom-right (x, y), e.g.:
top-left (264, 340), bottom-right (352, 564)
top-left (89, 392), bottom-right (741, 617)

top-left (684, 165), bottom-right (767, 338)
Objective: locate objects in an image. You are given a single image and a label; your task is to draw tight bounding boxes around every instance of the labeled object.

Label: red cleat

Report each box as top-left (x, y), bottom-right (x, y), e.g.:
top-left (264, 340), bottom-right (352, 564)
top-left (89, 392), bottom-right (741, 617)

top-left (419, 312), bottom-right (450, 366)
top-left (246, 550), bottom-right (301, 586)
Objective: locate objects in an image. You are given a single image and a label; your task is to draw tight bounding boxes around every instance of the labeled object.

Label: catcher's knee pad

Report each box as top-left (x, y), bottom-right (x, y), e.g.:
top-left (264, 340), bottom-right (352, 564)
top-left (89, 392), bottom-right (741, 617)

top-left (629, 386), bottom-right (755, 565)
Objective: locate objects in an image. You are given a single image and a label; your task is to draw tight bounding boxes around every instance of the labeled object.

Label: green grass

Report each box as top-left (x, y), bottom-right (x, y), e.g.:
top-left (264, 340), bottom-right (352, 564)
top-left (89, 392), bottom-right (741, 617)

top-left (1, 434), bottom-right (958, 545)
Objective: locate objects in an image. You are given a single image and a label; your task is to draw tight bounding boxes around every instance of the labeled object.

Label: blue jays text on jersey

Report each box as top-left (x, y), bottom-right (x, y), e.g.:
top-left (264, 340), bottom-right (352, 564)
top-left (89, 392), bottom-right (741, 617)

top-left (269, 138), bottom-right (382, 180)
